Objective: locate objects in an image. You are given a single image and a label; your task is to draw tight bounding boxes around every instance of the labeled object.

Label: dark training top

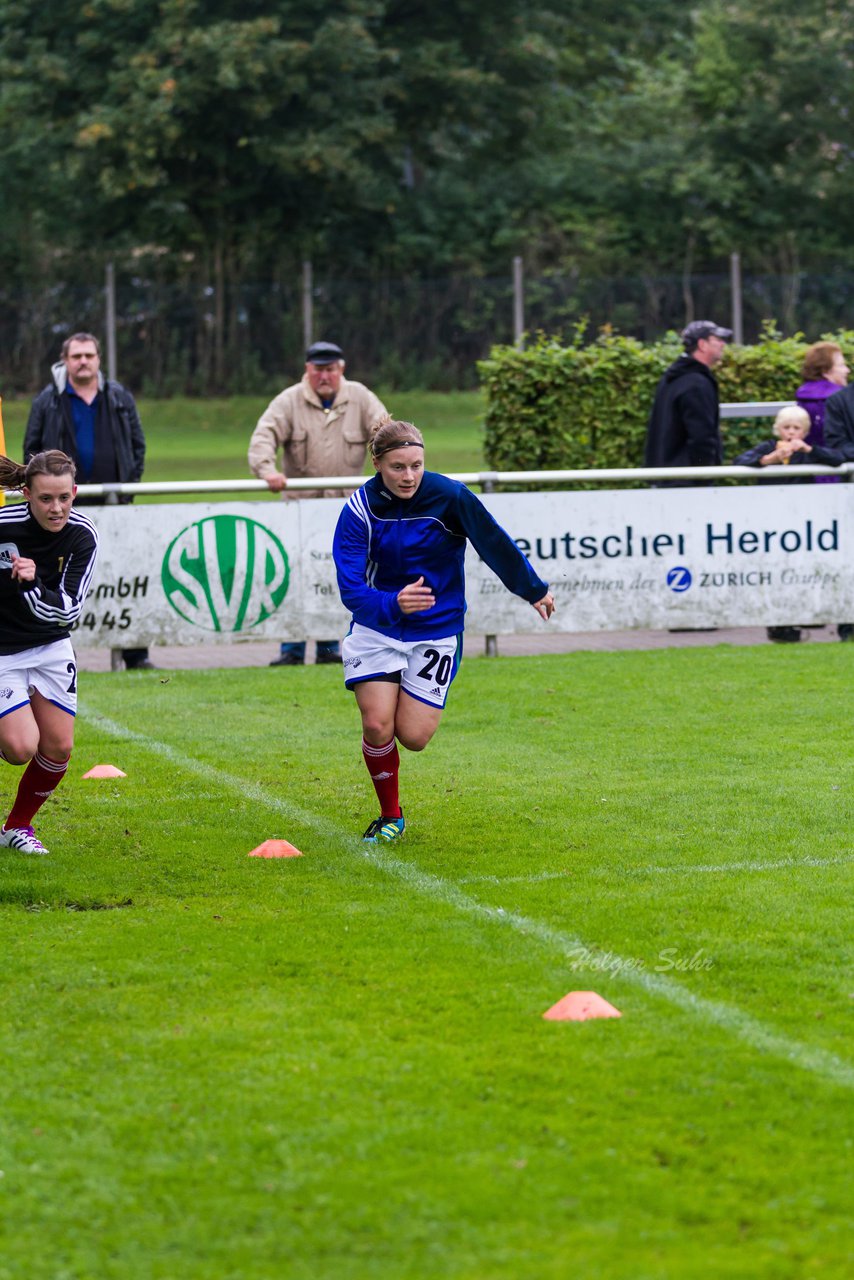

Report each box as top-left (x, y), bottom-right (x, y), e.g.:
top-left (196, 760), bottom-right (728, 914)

top-left (0, 503), bottom-right (99, 654)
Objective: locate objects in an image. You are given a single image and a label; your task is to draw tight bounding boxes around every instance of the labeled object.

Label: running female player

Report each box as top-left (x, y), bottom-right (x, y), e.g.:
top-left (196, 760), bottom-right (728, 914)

top-left (333, 418), bottom-right (555, 842)
top-left (0, 450), bottom-right (99, 855)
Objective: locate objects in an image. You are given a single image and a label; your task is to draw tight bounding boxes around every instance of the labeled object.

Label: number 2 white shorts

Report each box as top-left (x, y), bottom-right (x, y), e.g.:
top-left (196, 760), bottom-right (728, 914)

top-left (0, 638), bottom-right (78, 719)
top-left (342, 623), bottom-right (462, 709)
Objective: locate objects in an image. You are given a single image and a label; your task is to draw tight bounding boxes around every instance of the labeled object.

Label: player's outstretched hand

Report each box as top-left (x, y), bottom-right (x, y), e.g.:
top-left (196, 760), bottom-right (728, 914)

top-left (532, 592), bottom-right (555, 621)
top-left (398, 576), bottom-right (436, 615)
top-left (10, 555), bottom-right (37, 583)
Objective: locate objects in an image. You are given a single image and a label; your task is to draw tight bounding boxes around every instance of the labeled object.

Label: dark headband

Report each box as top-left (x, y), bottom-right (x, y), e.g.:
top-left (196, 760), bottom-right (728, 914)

top-left (372, 439), bottom-right (425, 459)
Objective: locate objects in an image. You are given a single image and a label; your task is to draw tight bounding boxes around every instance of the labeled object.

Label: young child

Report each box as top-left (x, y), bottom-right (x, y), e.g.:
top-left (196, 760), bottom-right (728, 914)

top-left (734, 406), bottom-right (843, 644)
top-left (734, 405), bottom-right (843, 470)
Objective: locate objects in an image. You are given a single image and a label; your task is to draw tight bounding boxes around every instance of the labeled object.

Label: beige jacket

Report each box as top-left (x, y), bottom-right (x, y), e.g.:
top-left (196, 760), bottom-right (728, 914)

top-left (248, 374), bottom-right (387, 498)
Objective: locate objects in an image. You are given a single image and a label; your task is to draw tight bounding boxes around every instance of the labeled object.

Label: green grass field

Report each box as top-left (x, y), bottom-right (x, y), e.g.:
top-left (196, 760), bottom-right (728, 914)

top-left (1, 391), bottom-right (486, 500)
top-left (1, 645), bottom-right (851, 1278)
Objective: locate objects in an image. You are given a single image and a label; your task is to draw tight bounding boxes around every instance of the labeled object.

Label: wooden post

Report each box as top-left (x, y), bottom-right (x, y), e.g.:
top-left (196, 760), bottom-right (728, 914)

top-left (730, 252), bottom-right (743, 344)
top-left (513, 256), bottom-right (525, 350)
top-left (105, 261), bottom-right (118, 381)
top-left (302, 260), bottom-right (313, 351)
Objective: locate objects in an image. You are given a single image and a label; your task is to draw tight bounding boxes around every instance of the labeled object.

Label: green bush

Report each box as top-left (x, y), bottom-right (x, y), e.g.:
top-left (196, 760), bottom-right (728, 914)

top-left (478, 324), bottom-right (854, 477)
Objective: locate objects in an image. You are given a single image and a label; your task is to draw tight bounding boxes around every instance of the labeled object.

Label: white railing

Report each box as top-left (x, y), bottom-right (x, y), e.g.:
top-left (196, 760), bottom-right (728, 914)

top-left (66, 459), bottom-right (852, 500)
top-left (720, 401), bottom-right (795, 418)
top-left (3, 402), bottom-right (836, 501)
top-left (74, 400), bottom-right (838, 495)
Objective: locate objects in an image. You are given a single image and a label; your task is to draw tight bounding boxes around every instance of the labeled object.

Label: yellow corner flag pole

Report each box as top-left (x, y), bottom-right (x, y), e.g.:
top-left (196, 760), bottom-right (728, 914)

top-left (0, 396), bottom-right (5, 507)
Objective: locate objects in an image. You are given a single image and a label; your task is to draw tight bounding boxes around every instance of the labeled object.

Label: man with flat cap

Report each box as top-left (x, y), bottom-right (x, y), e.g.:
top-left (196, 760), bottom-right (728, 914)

top-left (644, 320), bottom-right (733, 480)
top-left (248, 341), bottom-right (387, 665)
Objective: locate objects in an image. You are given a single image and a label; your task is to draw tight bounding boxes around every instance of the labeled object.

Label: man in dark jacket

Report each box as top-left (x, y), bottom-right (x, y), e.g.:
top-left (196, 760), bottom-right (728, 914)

top-left (820, 386), bottom-right (854, 641)
top-left (644, 320), bottom-right (733, 479)
top-left (24, 332), bottom-right (154, 669)
top-left (823, 380), bottom-right (854, 459)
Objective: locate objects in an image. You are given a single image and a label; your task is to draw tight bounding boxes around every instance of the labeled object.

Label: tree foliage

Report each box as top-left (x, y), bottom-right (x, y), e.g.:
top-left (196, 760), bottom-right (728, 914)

top-left (2, 1), bottom-right (854, 391)
top-left (0, 0), bottom-right (583, 276)
top-left (6, 0), bottom-right (850, 279)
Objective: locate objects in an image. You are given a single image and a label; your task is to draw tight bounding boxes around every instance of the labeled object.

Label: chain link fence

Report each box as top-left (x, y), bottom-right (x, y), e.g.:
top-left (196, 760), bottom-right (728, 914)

top-left (1, 263), bottom-right (851, 396)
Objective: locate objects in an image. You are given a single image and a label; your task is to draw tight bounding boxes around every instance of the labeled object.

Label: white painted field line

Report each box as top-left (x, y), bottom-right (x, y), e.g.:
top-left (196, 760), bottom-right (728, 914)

top-left (460, 871), bottom-right (573, 886)
top-left (355, 853), bottom-right (854, 1091)
top-left (461, 854), bottom-right (853, 885)
top-left (641, 854), bottom-right (853, 875)
top-left (79, 707), bottom-right (854, 1091)
top-left (79, 706), bottom-right (344, 834)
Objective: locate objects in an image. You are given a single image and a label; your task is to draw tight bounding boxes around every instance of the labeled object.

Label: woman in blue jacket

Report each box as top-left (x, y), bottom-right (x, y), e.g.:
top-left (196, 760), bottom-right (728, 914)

top-left (333, 417), bottom-right (555, 843)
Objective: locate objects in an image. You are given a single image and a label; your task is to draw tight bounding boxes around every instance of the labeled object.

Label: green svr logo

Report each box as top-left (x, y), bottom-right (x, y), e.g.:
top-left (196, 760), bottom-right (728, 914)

top-left (162, 515), bottom-right (290, 632)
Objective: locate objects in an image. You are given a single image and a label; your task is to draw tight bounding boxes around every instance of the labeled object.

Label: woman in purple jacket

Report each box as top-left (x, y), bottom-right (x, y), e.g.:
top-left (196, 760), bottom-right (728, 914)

top-left (796, 341), bottom-right (849, 453)
top-left (796, 342), bottom-right (852, 640)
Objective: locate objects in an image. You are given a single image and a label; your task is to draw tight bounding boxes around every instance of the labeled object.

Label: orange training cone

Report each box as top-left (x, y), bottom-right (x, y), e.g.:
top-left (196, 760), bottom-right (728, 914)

top-left (542, 991), bottom-right (622, 1021)
top-left (248, 839), bottom-right (303, 859)
top-left (82, 764), bottom-right (127, 779)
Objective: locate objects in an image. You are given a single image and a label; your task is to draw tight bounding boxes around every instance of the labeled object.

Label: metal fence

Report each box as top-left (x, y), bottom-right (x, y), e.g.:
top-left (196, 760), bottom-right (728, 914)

top-left (2, 262), bottom-right (853, 396)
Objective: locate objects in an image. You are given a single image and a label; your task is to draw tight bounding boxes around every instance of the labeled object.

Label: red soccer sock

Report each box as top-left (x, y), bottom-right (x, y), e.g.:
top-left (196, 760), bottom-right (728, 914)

top-left (5, 752), bottom-right (69, 830)
top-left (362, 737), bottom-right (401, 819)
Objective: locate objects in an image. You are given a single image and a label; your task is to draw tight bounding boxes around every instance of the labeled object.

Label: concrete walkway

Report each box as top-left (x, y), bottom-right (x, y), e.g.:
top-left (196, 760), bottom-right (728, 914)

top-left (75, 625), bottom-right (845, 672)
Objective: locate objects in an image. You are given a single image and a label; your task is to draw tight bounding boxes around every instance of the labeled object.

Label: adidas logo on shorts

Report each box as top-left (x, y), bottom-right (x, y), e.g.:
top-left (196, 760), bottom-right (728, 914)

top-left (430, 686), bottom-right (441, 696)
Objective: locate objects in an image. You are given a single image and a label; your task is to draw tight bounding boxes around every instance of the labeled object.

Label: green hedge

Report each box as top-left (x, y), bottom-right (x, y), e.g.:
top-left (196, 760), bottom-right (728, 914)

top-left (477, 324), bottom-right (854, 476)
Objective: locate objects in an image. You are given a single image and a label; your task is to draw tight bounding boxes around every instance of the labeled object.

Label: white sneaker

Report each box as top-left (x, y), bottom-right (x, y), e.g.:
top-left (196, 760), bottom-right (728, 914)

top-left (0, 825), bottom-right (50, 855)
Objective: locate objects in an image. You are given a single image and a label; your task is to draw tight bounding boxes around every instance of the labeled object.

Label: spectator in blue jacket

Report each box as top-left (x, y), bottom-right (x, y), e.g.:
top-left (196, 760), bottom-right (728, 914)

top-left (333, 417), bottom-right (554, 844)
top-left (24, 332), bottom-right (153, 670)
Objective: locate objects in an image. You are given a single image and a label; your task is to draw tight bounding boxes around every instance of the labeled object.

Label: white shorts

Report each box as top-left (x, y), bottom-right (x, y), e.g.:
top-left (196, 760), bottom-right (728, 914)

top-left (342, 623), bottom-right (462, 709)
top-left (0, 639), bottom-right (78, 719)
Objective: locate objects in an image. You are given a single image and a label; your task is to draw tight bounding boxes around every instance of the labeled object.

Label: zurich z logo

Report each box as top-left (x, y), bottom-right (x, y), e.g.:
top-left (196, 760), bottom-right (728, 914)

top-left (666, 566), bottom-right (693, 593)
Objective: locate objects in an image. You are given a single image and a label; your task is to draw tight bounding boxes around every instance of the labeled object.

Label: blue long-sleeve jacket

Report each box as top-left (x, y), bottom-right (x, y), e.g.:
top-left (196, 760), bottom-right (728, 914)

top-left (333, 470), bottom-right (549, 641)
